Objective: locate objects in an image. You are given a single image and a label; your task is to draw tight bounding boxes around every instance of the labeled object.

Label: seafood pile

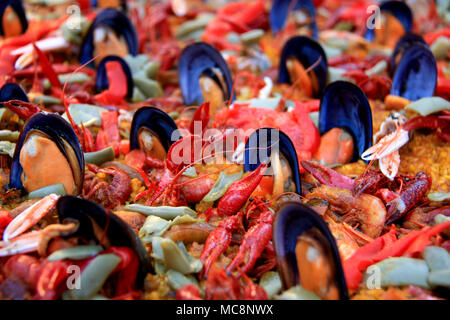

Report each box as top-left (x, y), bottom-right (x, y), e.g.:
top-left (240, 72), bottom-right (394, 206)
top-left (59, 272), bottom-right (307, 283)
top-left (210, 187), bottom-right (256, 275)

top-left (0, 0), bottom-right (449, 300)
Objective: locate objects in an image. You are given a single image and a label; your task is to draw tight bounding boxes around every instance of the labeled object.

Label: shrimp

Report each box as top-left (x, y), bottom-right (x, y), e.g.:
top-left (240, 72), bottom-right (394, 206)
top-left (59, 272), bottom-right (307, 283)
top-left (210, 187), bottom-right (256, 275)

top-left (306, 185), bottom-right (386, 238)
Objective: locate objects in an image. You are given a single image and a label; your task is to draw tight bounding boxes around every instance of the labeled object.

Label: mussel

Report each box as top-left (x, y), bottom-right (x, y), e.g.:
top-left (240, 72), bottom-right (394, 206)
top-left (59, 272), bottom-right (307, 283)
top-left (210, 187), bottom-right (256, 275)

top-left (0, 0), bottom-right (28, 38)
top-left (0, 83), bottom-right (29, 106)
top-left (244, 128), bottom-right (301, 195)
top-left (317, 81), bottom-right (373, 164)
top-left (389, 33), bottom-right (428, 76)
top-left (278, 36), bottom-right (328, 98)
top-left (130, 106), bottom-right (179, 160)
top-left (365, 0), bottom-right (413, 46)
top-left (9, 113), bottom-right (84, 195)
top-left (80, 8), bottom-right (138, 66)
top-left (390, 44), bottom-right (437, 101)
top-left (270, 0), bottom-right (318, 38)
top-left (273, 201), bottom-right (348, 299)
top-left (96, 55), bottom-right (134, 99)
top-left (56, 195), bottom-right (151, 288)
top-left (177, 42), bottom-right (234, 115)
top-left (93, 0), bottom-right (127, 11)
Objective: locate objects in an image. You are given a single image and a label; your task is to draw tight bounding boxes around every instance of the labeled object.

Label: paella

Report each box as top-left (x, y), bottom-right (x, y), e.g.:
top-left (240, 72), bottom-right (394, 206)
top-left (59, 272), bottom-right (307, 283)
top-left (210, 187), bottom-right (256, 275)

top-left (0, 0), bottom-right (449, 301)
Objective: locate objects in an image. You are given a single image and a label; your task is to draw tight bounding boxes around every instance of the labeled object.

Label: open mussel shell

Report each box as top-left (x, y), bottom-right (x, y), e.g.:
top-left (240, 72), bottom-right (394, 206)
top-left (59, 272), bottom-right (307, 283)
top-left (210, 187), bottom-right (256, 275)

top-left (9, 113), bottom-right (84, 195)
top-left (130, 106), bottom-right (179, 152)
top-left (270, 0), bottom-right (318, 38)
top-left (391, 44), bottom-right (437, 101)
top-left (278, 36), bottom-right (328, 98)
top-left (56, 196), bottom-right (151, 286)
top-left (365, 0), bottom-right (413, 42)
top-left (244, 128), bottom-right (301, 195)
top-left (93, 0), bottom-right (127, 11)
top-left (80, 8), bottom-right (138, 66)
top-left (0, 0), bottom-right (28, 37)
top-left (177, 42), bottom-right (234, 106)
top-left (389, 33), bottom-right (428, 76)
top-left (0, 83), bottom-right (29, 107)
top-left (96, 55), bottom-right (134, 99)
top-left (319, 81), bottom-right (372, 162)
top-left (273, 201), bottom-right (349, 299)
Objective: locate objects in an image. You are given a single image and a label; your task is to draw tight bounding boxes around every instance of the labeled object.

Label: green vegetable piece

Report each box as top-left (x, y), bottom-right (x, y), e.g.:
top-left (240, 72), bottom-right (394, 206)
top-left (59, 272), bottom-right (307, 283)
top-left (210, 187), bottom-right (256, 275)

top-left (132, 87), bottom-right (146, 103)
top-left (31, 95), bottom-right (62, 105)
top-left (151, 237), bottom-right (202, 274)
top-left (28, 184), bottom-right (66, 199)
top-left (139, 215), bottom-right (171, 243)
top-left (84, 147), bottom-right (115, 166)
top-left (259, 271), bottom-right (282, 299)
top-left (428, 193), bottom-right (450, 202)
top-left (166, 269), bottom-right (199, 291)
top-left (430, 36), bottom-right (450, 60)
top-left (240, 29), bottom-right (264, 45)
top-left (405, 97), bottom-right (450, 116)
top-left (274, 285), bottom-right (321, 300)
top-left (144, 61), bottom-right (160, 79)
top-left (182, 166), bottom-right (197, 178)
top-left (434, 214), bottom-right (450, 237)
top-left (64, 254), bottom-right (121, 300)
top-left (364, 257), bottom-right (430, 289)
top-left (62, 104), bottom-right (108, 127)
top-left (201, 170), bottom-right (243, 202)
top-left (424, 246), bottom-right (450, 271)
top-left (47, 245), bottom-right (103, 261)
top-left (0, 141), bottom-right (16, 158)
top-left (125, 204), bottom-right (197, 220)
top-left (428, 269), bottom-right (450, 288)
top-left (133, 76), bottom-right (163, 98)
top-left (0, 130), bottom-right (20, 142)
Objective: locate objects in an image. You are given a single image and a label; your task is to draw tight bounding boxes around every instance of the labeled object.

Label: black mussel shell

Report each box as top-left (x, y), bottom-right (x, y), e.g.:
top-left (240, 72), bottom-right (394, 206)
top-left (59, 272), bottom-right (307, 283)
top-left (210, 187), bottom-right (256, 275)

top-left (0, 0), bottom-right (28, 37)
top-left (9, 113), bottom-right (84, 194)
top-left (391, 44), bottom-right (437, 101)
top-left (244, 128), bottom-right (301, 195)
top-left (278, 36), bottom-right (328, 98)
top-left (92, 0), bottom-right (127, 11)
top-left (0, 83), bottom-right (29, 107)
top-left (273, 201), bottom-right (348, 299)
top-left (389, 33), bottom-right (428, 76)
top-left (178, 42), bottom-right (234, 106)
top-left (80, 8), bottom-right (138, 66)
top-left (56, 196), bottom-right (151, 287)
top-left (365, 0), bottom-right (413, 42)
top-left (319, 81), bottom-right (373, 162)
top-left (270, 0), bottom-right (318, 38)
top-left (96, 55), bottom-right (134, 99)
top-left (130, 106), bottom-right (179, 152)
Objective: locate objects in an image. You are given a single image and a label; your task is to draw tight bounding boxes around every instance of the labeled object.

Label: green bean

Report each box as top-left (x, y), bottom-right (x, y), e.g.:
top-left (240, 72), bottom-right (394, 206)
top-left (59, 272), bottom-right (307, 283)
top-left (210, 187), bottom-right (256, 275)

top-left (152, 237), bottom-right (202, 274)
top-left (28, 184), bottom-right (66, 199)
top-left (427, 193), bottom-right (450, 202)
top-left (31, 95), bottom-right (62, 106)
top-left (144, 61), bottom-right (160, 79)
top-left (64, 254), bottom-right (121, 300)
top-left (43, 73), bottom-right (91, 89)
top-left (125, 204), bottom-right (196, 220)
top-left (240, 29), bottom-right (264, 45)
top-left (423, 246), bottom-right (450, 272)
top-left (47, 245), bottom-right (103, 261)
top-left (133, 76), bottom-right (163, 98)
top-left (62, 104), bottom-right (108, 127)
top-left (428, 269), bottom-right (450, 288)
top-left (84, 147), bottom-right (115, 166)
top-left (201, 170), bottom-right (243, 202)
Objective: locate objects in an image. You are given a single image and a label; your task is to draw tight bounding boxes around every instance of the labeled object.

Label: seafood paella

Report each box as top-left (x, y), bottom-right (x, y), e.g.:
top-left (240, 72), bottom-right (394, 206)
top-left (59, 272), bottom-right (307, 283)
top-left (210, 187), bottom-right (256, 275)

top-left (0, 0), bottom-right (449, 301)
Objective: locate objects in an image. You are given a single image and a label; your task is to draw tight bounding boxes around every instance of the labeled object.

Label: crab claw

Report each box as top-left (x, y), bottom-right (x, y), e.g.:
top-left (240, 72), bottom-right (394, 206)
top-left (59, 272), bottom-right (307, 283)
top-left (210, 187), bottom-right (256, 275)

top-left (3, 194), bottom-right (59, 242)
